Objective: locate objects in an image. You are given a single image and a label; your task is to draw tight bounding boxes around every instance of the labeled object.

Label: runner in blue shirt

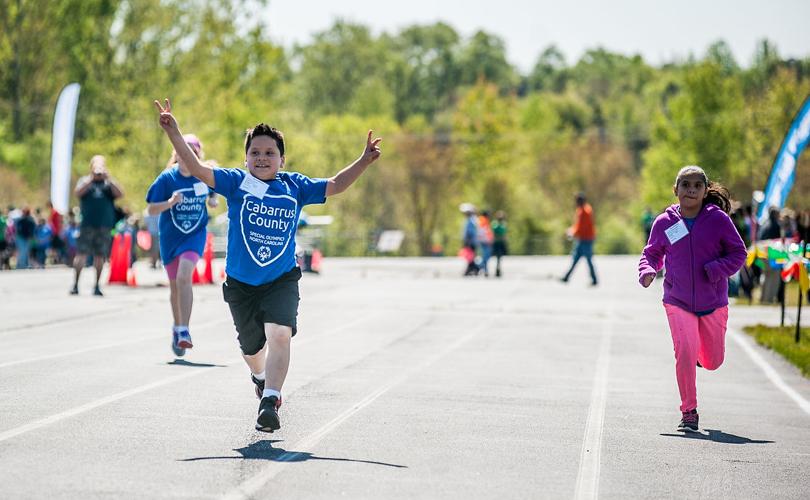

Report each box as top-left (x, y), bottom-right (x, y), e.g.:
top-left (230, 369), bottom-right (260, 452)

top-left (155, 99), bottom-right (382, 432)
top-left (146, 134), bottom-right (218, 357)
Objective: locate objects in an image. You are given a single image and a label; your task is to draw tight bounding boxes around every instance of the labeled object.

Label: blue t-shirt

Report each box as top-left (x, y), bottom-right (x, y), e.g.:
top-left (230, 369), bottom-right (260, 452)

top-left (212, 168), bottom-right (327, 285)
top-left (683, 217), bottom-right (696, 231)
top-left (145, 165), bottom-right (213, 264)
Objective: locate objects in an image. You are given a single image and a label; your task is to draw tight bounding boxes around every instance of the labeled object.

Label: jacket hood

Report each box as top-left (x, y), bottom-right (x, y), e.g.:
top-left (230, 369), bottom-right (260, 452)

top-left (665, 203), bottom-right (723, 219)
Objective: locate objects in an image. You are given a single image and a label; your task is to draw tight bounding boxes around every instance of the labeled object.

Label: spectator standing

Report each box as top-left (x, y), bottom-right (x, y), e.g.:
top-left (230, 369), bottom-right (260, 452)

top-left (477, 210), bottom-right (494, 277)
top-left (460, 203), bottom-right (479, 276)
top-left (33, 218), bottom-right (53, 267)
top-left (70, 155), bottom-right (124, 296)
top-left (561, 193), bottom-right (598, 286)
top-left (492, 210), bottom-right (508, 278)
top-left (14, 208), bottom-right (36, 269)
top-left (47, 201), bottom-right (66, 264)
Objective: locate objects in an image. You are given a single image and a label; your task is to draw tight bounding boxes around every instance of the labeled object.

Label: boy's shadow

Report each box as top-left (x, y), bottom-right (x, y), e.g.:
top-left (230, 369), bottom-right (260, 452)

top-left (660, 429), bottom-right (774, 444)
top-left (166, 359), bottom-right (226, 368)
top-left (180, 439), bottom-right (407, 468)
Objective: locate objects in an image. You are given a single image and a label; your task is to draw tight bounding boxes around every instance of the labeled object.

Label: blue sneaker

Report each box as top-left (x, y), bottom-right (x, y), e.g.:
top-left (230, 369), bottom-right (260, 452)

top-left (171, 330), bottom-right (187, 357)
top-left (176, 329), bottom-right (193, 349)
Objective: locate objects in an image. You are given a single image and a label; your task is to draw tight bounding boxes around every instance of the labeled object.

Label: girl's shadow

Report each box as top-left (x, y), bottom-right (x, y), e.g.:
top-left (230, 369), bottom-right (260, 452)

top-left (181, 439), bottom-right (407, 468)
top-left (660, 429), bottom-right (774, 444)
top-left (166, 359), bottom-right (226, 368)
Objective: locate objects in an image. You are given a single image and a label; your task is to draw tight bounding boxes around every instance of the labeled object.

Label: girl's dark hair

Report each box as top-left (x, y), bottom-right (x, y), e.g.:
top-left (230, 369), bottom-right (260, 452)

top-left (704, 181), bottom-right (731, 214)
top-left (244, 123), bottom-right (285, 156)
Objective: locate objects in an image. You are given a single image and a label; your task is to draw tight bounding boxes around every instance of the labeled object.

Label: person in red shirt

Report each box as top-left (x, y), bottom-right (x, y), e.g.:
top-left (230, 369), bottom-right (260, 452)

top-left (561, 192), bottom-right (598, 286)
top-left (46, 201), bottom-right (66, 264)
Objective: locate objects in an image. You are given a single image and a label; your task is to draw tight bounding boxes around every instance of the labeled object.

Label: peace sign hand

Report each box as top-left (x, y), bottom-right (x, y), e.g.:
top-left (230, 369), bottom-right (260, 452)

top-left (154, 98), bottom-right (179, 133)
top-left (362, 130), bottom-right (382, 163)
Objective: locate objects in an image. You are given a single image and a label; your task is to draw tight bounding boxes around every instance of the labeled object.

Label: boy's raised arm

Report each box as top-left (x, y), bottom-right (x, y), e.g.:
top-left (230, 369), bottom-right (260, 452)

top-left (154, 99), bottom-right (215, 188)
top-left (325, 130), bottom-right (382, 197)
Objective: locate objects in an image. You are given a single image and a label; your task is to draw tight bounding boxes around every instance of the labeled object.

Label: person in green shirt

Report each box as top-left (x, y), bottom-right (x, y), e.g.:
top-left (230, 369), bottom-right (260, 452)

top-left (492, 210), bottom-right (508, 278)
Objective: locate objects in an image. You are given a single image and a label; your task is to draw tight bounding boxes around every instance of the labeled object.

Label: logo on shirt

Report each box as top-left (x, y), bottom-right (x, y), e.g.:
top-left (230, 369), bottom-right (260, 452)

top-left (239, 193), bottom-right (298, 267)
top-left (170, 188), bottom-right (208, 234)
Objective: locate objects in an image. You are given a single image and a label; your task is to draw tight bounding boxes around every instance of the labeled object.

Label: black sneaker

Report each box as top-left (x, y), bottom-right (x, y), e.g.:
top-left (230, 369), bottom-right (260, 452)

top-left (251, 374), bottom-right (265, 399)
top-left (93, 286), bottom-right (104, 297)
top-left (677, 409), bottom-right (699, 432)
top-left (256, 396), bottom-right (280, 432)
top-left (70, 284), bottom-right (79, 295)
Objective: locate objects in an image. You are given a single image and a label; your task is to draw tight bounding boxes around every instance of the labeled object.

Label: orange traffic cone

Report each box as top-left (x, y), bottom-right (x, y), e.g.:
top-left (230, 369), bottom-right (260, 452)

top-left (202, 233), bottom-right (214, 284)
top-left (108, 233), bottom-right (128, 284)
top-left (192, 263), bottom-right (202, 284)
top-left (311, 249), bottom-right (323, 273)
top-left (192, 233), bottom-right (215, 285)
top-left (126, 268), bottom-right (138, 287)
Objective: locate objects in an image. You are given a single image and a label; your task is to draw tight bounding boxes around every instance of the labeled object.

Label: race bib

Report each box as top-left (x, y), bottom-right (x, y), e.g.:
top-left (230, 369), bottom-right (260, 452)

top-left (665, 220), bottom-right (689, 245)
top-left (239, 173), bottom-right (269, 199)
top-left (239, 194), bottom-right (298, 267)
top-left (193, 181), bottom-right (209, 197)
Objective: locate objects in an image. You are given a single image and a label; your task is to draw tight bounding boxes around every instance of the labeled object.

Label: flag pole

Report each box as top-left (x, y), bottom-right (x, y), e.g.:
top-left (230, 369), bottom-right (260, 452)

top-left (797, 241), bottom-right (806, 344)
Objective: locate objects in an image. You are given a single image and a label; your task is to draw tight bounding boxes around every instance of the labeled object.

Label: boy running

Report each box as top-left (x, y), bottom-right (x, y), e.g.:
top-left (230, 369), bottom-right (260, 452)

top-left (154, 99), bottom-right (381, 432)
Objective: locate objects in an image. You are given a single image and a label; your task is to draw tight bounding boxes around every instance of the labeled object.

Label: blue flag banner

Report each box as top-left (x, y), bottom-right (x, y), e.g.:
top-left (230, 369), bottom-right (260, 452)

top-left (758, 95), bottom-right (810, 223)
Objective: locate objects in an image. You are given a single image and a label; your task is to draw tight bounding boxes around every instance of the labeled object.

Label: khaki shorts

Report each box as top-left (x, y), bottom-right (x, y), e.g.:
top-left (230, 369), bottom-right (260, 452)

top-left (77, 226), bottom-right (113, 256)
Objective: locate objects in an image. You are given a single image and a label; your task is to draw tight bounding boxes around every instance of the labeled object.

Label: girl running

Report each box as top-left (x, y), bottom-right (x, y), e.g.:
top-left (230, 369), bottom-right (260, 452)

top-left (155, 99), bottom-right (381, 432)
top-left (146, 134), bottom-right (218, 357)
top-left (639, 166), bottom-right (747, 432)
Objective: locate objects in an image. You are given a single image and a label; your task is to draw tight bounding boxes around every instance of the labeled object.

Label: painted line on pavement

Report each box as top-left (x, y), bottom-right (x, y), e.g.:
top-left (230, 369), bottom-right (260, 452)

top-left (0, 368), bottom-right (221, 443)
top-left (222, 316), bottom-right (498, 500)
top-left (730, 329), bottom-right (810, 415)
top-left (0, 335), bottom-right (163, 369)
top-left (0, 314), bottom-right (385, 443)
top-left (574, 302), bottom-right (615, 500)
top-left (0, 317), bottom-right (231, 369)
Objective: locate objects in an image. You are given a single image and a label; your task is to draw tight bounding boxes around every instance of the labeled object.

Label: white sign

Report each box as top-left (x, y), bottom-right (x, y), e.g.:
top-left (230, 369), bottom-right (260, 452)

top-left (377, 230), bottom-right (405, 253)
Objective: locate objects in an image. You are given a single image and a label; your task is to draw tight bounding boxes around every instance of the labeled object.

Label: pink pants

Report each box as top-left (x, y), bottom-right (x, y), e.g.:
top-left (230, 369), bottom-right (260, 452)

top-left (663, 303), bottom-right (728, 413)
top-left (164, 251), bottom-right (200, 280)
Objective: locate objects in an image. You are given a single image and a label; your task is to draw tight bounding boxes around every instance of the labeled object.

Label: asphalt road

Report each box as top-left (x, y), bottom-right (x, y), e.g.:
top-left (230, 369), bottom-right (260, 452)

top-left (1, 256), bottom-right (808, 499)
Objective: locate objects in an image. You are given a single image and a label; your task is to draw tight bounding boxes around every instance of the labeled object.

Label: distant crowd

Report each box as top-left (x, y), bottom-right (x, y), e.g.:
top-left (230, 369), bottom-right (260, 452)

top-left (0, 203), bottom-right (157, 271)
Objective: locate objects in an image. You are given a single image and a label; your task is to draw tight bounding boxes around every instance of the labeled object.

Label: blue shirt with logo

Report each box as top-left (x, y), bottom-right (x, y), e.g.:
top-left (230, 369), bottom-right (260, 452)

top-left (146, 165), bottom-right (213, 264)
top-left (212, 168), bottom-right (327, 286)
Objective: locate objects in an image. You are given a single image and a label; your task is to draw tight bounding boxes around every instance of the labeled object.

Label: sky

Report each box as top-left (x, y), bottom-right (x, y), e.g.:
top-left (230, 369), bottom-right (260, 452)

top-left (263, 0), bottom-right (810, 72)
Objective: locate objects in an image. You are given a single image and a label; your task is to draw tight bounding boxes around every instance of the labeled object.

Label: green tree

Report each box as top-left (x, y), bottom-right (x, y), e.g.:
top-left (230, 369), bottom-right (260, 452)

top-left (457, 31), bottom-right (519, 91)
top-left (384, 22), bottom-right (461, 123)
top-left (526, 45), bottom-right (568, 93)
top-left (642, 61), bottom-right (745, 209)
top-left (294, 21), bottom-right (384, 116)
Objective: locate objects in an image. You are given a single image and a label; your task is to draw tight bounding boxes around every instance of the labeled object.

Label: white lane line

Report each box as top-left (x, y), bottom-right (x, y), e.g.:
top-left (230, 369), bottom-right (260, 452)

top-left (0, 314), bottom-right (386, 443)
top-left (0, 318), bottom-right (231, 369)
top-left (0, 300), bottom-right (163, 337)
top-left (574, 303), bottom-right (614, 500)
top-left (0, 336), bottom-right (163, 369)
top-left (730, 329), bottom-right (810, 415)
top-left (0, 367), bottom-right (222, 443)
top-left (222, 319), bottom-right (493, 500)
